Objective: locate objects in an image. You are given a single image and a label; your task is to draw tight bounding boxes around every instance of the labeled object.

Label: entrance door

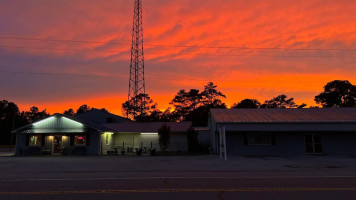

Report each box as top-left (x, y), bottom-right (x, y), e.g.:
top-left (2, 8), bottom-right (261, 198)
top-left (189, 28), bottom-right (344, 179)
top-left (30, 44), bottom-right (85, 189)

top-left (53, 135), bottom-right (62, 154)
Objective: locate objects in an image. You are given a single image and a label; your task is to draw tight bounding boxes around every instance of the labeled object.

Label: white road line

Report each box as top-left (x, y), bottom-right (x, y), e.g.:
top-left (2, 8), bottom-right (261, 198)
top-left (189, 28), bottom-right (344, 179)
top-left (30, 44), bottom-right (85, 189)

top-left (1, 176), bottom-right (356, 182)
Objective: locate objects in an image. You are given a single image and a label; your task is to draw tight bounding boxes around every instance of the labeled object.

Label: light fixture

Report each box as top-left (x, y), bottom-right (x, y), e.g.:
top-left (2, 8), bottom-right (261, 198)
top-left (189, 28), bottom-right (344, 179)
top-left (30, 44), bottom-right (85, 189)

top-left (33, 116), bottom-right (55, 126)
top-left (62, 117), bottom-right (84, 126)
top-left (141, 132), bottom-right (158, 135)
top-left (104, 132), bottom-right (114, 135)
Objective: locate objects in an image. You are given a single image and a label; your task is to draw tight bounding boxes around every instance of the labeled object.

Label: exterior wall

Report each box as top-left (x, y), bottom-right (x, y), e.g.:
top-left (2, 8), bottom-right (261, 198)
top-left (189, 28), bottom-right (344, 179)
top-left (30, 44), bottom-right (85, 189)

top-left (114, 132), bottom-right (188, 152)
top-left (225, 131), bottom-right (356, 156)
top-left (140, 134), bottom-right (159, 150)
top-left (15, 133), bottom-right (26, 155)
top-left (114, 133), bottom-right (140, 152)
top-left (15, 131), bottom-right (102, 156)
top-left (226, 132), bottom-right (304, 156)
top-left (167, 133), bottom-right (188, 152)
top-left (196, 130), bottom-right (211, 146)
top-left (322, 132), bottom-right (356, 155)
top-left (86, 130), bottom-right (101, 155)
top-left (101, 132), bottom-right (115, 155)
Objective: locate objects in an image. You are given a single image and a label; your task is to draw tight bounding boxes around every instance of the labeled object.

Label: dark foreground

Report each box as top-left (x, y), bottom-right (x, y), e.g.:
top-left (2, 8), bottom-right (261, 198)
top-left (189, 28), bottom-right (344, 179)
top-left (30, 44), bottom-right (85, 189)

top-left (1, 155), bottom-right (356, 200)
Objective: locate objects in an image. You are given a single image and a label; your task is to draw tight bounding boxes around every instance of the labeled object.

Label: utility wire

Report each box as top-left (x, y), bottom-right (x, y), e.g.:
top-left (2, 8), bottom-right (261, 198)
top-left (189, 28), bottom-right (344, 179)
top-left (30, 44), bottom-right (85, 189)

top-left (0, 34), bottom-right (355, 52)
top-left (0, 69), bottom-right (351, 84)
top-left (0, 45), bottom-right (354, 58)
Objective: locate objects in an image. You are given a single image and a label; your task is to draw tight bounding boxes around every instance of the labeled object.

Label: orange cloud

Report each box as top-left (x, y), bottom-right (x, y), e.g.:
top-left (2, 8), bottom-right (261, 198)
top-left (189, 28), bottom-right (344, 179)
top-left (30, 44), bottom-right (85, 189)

top-left (1, 0), bottom-right (355, 115)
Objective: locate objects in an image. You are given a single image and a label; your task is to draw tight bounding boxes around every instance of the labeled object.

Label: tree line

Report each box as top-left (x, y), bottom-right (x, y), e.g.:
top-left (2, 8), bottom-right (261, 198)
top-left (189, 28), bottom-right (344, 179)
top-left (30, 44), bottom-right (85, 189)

top-left (122, 80), bottom-right (356, 126)
top-left (1, 79), bottom-right (355, 146)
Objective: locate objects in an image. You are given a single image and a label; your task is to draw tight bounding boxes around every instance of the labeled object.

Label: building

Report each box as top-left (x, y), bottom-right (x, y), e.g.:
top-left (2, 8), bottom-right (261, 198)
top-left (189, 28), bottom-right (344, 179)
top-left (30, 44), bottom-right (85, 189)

top-left (12, 110), bottom-right (192, 155)
top-left (12, 113), bottom-right (116, 155)
top-left (208, 108), bottom-right (356, 156)
top-left (102, 122), bottom-right (192, 154)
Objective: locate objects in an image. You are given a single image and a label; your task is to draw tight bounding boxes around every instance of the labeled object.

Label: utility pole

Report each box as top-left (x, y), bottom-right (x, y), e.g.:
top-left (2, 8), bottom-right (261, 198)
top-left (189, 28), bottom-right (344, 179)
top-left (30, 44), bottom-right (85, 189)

top-left (128, 0), bottom-right (145, 118)
top-left (9, 110), bottom-right (16, 151)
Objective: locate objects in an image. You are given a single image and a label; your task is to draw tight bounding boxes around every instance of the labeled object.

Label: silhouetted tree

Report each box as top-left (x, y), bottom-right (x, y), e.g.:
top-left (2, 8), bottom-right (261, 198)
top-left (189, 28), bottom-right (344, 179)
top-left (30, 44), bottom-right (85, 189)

top-left (158, 123), bottom-right (171, 152)
top-left (122, 93), bottom-right (157, 121)
top-left (63, 108), bottom-right (75, 116)
top-left (260, 95), bottom-right (297, 108)
top-left (201, 82), bottom-right (226, 105)
top-left (0, 100), bottom-right (27, 145)
top-left (170, 83), bottom-right (227, 125)
top-left (170, 89), bottom-right (203, 121)
top-left (23, 106), bottom-right (50, 123)
top-left (315, 80), bottom-right (356, 107)
top-left (232, 99), bottom-right (261, 108)
top-left (76, 104), bottom-right (91, 114)
top-left (186, 102), bottom-right (226, 126)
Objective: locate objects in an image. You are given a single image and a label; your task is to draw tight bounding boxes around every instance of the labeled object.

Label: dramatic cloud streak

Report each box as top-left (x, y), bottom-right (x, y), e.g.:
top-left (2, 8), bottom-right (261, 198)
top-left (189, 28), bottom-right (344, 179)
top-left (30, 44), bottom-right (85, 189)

top-left (0, 0), bottom-right (355, 114)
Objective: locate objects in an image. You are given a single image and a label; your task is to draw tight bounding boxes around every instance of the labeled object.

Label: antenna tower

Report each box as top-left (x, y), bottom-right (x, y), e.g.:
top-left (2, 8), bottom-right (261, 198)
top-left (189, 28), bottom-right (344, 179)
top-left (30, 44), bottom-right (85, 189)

top-left (128, 0), bottom-right (145, 114)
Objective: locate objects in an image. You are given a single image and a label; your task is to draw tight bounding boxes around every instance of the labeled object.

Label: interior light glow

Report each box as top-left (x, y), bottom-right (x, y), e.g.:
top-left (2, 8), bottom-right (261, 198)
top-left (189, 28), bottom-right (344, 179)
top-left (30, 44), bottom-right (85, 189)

top-left (141, 132), bottom-right (158, 135)
top-left (104, 132), bottom-right (114, 135)
top-left (33, 116), bottom-right (55, 126)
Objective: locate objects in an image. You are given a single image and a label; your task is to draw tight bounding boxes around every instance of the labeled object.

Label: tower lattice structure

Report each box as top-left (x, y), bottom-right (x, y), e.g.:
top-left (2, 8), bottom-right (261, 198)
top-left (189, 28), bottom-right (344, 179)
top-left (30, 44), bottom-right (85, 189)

top-left (128, 0), bottom-right (145, 109)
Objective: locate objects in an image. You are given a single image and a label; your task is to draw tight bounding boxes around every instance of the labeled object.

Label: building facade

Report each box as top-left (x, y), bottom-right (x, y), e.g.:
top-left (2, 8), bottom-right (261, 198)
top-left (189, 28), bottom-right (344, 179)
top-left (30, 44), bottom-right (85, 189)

top-left (12, 111), bottom-right (192, 155)
top-left (208, 108), bottom-right (356, 156)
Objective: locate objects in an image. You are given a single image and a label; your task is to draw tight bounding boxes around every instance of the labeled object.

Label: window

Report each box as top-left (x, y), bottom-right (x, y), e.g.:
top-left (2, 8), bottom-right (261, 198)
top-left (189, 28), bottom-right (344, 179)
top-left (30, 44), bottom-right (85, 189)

top-left (305, 134), bottom-right (323, 154)
top-left (248, 134), bottom-right (272, 145)
top-left (29, 134), bottom-right (41, 146)
top-left (74, 135), bottom-right (86, 145)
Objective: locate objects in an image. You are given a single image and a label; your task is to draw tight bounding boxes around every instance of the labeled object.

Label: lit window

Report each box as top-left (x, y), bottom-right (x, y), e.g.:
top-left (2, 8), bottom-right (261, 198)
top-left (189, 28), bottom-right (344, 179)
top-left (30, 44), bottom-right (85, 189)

top-left (29, 134), bottom-right (42, 146)
top-left (248, 134), bottom-right (272, 145)
top-left (75, 135), bottom-right (86, 145)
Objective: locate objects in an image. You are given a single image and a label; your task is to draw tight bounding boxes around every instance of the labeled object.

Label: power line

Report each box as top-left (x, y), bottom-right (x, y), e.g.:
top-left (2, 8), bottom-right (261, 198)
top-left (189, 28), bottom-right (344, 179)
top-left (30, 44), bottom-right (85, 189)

top-left (0, 45), bottom-right (354, 58)
top-left (0, 34), bottom-right (355, 52)
top-left (0, 69), bottom-right (352, 84)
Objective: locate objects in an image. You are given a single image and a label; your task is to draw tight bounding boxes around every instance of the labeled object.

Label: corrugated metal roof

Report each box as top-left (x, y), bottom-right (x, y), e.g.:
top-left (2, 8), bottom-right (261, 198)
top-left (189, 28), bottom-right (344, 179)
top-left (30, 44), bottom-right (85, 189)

top-left (104, 121), bottom-right (192, 133)
top-left (211, 108), bottom-right (356, 123)
top-left (12, 113), bottom-right (115, 134)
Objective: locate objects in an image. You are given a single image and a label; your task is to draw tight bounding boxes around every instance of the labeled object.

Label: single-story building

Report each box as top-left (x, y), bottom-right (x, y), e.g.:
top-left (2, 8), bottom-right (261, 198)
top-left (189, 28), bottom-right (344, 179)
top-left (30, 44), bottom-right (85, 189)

top-left (102, 122), bottom-right (192, 154)
top-left (12, 110), bottom-right (192, 155)
top-left (208, 108), bottom-right (356, 156)
top-left (12, 113), bottom-right (116, 155)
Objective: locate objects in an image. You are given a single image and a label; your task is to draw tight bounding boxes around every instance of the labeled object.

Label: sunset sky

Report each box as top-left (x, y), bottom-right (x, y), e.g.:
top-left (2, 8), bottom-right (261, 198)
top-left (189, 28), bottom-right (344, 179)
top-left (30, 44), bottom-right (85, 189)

top-left (0, 0), bottom-right (355, 115)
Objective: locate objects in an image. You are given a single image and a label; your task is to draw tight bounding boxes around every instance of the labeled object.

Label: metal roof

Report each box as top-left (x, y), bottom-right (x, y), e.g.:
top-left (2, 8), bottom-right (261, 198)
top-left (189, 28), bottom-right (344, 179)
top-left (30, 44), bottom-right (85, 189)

top-left (210, 108), bottom-right (356, 123)
top-left (12, 113), bottom-right (115, 134)
top-left (76, 108), bottom-right (129, 124)
top-left (104, 121), bottom-right (192, 133)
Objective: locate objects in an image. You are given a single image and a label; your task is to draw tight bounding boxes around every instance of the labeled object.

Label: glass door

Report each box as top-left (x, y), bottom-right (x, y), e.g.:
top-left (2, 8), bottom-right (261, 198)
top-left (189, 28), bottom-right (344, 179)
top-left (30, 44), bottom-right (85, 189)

top-left (53, 135), bottom-right (62, 154)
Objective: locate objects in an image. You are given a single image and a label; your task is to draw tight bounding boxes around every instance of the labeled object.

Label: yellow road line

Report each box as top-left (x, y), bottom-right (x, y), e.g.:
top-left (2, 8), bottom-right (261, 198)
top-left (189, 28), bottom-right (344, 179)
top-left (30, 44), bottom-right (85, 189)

top-left (2, 188), bottom-right (356, 195)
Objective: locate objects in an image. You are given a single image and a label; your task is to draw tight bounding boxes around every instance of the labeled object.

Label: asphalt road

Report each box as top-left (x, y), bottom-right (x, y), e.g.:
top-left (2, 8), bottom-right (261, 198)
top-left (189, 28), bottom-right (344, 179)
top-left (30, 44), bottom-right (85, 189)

top-left (1, 155), bottom-right (356, 200)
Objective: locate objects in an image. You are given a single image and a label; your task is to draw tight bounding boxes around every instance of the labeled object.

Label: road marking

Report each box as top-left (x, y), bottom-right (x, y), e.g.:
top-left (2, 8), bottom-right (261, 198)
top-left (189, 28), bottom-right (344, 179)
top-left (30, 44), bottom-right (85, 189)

top-left (2, 188), bottom-right (356, 195)
top-left (2, 176), bottom-right (356, 182)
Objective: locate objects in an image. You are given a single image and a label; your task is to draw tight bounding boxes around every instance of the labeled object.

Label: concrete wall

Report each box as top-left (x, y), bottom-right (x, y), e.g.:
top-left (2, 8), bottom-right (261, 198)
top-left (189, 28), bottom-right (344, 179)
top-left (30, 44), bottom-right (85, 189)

top-left (225, 132), bottom-right (356, 156)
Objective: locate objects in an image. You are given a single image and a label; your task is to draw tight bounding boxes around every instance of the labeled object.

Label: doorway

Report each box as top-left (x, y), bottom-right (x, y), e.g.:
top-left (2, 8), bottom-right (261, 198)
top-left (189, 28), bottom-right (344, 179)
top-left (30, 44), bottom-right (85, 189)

top-left (53, 135), bottom-right (62, 154)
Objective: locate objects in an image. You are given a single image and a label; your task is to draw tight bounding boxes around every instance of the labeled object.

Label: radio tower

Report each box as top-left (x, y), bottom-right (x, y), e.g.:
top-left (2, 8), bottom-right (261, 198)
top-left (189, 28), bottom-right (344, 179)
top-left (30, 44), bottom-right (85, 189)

top-left (128, 0), bottom-right (145, 117)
